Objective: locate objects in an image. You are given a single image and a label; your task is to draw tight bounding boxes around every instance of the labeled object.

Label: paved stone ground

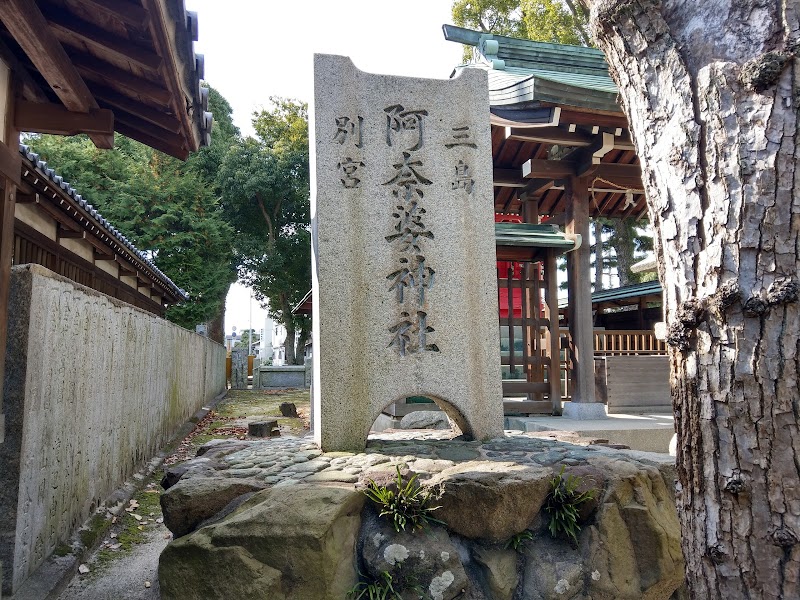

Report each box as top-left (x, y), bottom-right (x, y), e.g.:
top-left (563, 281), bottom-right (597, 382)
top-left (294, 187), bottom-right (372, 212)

top-left (174, 427), bottom-right (644, 489)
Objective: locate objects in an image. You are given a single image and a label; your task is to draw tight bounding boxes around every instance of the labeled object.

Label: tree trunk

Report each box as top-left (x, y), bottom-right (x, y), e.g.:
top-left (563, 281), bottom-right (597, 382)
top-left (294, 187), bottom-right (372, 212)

top-left (587, 1), bottom-right (800, 597)
top-left (611, 217), bottom-right (636, 287)
top-left (280, 293), bottom-right (297, 365)
top-left (594, 219), bottom-right (604, 290)
top-left (207, 292), bottom-right (228, 345)
top-left (295, 317), bottom-right (310, 364)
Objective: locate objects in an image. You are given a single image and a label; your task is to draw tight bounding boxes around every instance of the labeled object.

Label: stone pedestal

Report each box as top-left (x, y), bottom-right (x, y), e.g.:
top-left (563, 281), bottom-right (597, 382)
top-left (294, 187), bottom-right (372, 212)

top-left (311, 54), bottom-right (504, 451)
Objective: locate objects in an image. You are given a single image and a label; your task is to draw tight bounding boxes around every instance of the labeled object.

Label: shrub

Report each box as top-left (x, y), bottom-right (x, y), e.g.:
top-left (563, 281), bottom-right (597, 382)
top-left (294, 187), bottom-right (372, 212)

top-left (505, 529), bottom-right (534, 552)
top-left (363, 465), bottom-right (443, 533)
top-left (346, 571), bottom-right (401, 600)
top-left (543, 466), bottom-right (596, 545)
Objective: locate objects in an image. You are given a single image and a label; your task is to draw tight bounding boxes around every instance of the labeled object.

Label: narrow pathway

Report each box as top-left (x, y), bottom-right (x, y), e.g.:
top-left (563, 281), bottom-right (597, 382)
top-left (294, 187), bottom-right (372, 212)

top-left (55, 388), bottom-right (311, 600)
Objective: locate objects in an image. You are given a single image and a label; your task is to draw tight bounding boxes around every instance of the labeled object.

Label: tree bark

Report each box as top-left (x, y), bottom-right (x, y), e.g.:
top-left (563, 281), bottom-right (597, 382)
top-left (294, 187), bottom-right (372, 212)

top-left (612, 217), bottom-right (636, 286)
top-left (280, 293), bottom-right (297, 365)
top-left (207, 292), bottom-right (227, 345)
top-left (586, 1), bottom-right (800, 597)
top-left (593, 219), bottom-right (604, 290)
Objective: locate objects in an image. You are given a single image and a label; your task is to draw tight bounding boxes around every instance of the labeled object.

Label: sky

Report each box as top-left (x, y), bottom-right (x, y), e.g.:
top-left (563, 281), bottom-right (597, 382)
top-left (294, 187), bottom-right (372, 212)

top-left (182, 0), bottom-right (465, 336)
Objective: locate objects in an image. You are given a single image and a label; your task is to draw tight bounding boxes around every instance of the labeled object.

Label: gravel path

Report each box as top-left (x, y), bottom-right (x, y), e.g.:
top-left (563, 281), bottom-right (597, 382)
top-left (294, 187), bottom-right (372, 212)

top-left (57, 527), bottom-right (168, 600)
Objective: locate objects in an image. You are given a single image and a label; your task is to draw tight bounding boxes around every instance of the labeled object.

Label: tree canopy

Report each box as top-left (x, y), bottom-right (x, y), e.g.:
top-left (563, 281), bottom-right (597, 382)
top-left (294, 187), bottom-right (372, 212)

top-left (218, 97), bottom-right (311, 364)
top-left (452, 0), bottom-right (590, 46)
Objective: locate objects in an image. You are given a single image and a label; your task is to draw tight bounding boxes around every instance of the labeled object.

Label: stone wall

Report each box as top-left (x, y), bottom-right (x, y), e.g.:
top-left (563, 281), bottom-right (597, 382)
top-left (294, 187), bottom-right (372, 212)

top-left (0, 264), bottom-right (226, 594)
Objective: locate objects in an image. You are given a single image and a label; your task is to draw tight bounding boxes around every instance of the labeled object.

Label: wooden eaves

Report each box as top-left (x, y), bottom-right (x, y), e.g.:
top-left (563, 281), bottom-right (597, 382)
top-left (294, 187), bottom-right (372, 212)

top-left (0, 0), bottom-right (212, 160)
top-left (443, 24), bottom-right (647, 222)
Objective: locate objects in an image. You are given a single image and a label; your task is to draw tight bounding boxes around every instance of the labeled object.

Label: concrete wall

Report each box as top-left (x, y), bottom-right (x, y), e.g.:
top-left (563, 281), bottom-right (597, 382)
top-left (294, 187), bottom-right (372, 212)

top-left (0, 264), bottom-right (226, 594)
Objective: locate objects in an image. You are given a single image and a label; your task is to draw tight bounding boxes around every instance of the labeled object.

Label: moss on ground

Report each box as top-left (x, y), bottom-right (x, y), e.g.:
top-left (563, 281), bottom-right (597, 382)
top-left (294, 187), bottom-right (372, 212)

top-left (178, 388), bottom-right (311, 455)
top-left (92, 470), bottom-right (165, 572)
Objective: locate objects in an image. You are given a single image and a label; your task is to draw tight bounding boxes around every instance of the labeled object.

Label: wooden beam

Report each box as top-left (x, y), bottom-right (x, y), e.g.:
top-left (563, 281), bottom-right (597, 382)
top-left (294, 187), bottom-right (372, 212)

top-left (115, 121), bottom-right (188, 161)
top-left (93, 86), bottom-right (180, 133)
top-left (94, 249), bottom-right (115, 261)
top-left (0, 0), bottom-right (113, 149)
top-left (523, 159), bottom-right (643, 189)
top-left (15, 100), bottom-right (113, 136)
top-left (523, 159), bottom-right (575, 180)
top-left (557, 108), bottom-right (629, 129)
top-left (505, 125), bottom-right (594, 146)
top-left (0, 38), bottom-right (49, 103)
top-left (141, 0), bottom-right (198, 153)
top-left (113, 113), bottom-right (187, 153)
top-left (116, 257), bottom-right (136, 275)
top-left (70, 53), bottom-right (172, 105)
top-left (77, 0), bottom-right (149, 28)
top-left (0, 0), bottom-right (94, 110)
top-left (493, 168), bottom-right (526, 188)
top-left (57, 227), bottom-right (84, 239)
top-left (44, 5), bottom-right (162, 72)
top-left (0, 139), bottom-right (21, 185)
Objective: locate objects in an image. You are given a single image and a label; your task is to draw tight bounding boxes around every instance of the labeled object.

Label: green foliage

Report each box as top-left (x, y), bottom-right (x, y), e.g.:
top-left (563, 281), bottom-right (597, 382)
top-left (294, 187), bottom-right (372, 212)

top-left (543, 466), bottom-right (596, 545)
top-left (346, 571), bottom-right (402, 600)
top-left (233, 328), bottom-right (260, 350)
top-left (505, 528), bottom-right (534, 551)
top-left (364, 466), bottom-right (443, 533)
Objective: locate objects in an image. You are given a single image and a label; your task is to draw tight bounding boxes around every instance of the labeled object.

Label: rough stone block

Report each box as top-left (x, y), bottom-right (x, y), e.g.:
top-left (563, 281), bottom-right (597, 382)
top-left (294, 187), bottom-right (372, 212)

top-left (248, 421), bottom-right (278, 438)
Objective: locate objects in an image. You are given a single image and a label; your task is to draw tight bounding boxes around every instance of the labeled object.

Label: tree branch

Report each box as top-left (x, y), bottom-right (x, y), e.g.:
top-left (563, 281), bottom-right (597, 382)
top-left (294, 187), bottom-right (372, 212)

top-left (254, 192), bottom-right (275, 249)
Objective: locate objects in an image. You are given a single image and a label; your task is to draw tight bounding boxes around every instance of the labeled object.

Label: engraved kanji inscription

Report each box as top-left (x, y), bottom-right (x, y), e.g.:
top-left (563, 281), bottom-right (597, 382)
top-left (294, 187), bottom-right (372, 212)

top-left (445, 125), bottom-right (477, 149)
top-left (385, 105), bottom-right (428, 150)
top-left (386, 200), bottom-right (434, 252)
top-left (333, 116), bottom-right (363, 147)
top-left (383, 151), bottom-right (432, 196)
top-left (388, 311), bottom-right (439, 356)
top-left (387, 255), bottom-right (435, 303)
top-left (451, 160), bottom-right (474, 194)
top-left (337, 157), bottom-right (365, 188)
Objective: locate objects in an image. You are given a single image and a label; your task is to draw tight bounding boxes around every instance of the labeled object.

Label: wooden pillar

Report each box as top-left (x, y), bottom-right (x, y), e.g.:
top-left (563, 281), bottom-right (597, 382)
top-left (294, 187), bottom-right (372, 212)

top-left (544, 250), bottom-right (562, 414)
top-left (564, 175), bottom-right (603, 417)
top-left (520, 193), bottom-right (539, 225)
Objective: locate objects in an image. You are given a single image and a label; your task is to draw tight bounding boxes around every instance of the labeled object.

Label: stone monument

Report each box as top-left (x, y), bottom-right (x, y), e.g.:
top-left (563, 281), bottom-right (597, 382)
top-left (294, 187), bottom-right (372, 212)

top-left (230, 349), bottom-right (247, 390)
top-left (311, 54), bottom-right (504, 451)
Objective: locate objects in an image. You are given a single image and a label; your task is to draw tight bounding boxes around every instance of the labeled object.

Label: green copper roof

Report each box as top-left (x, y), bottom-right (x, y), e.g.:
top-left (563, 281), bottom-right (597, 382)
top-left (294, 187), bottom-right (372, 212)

top-left (443, 24), bottom-right (621, 113)
top-left (495, 223), bottom-right (576, 251)
top-left (558, 280), bottom-right (663, 309)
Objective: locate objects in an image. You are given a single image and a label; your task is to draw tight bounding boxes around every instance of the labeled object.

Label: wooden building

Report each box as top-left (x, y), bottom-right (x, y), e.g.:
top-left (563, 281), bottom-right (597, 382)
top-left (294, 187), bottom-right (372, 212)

top-left (444, 25), bottom-right (656, 416)
top-left (14, 142), bottom-right (188, 315)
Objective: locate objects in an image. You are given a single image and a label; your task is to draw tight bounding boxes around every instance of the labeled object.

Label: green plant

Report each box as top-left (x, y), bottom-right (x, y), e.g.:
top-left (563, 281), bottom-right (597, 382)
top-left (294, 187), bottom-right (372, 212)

top-left (346, 571), bottom-right (402, 600)
top-left (364, 465), bottom-right (443, 533)
top-left (543, 466), bottom-right (596, 545)
top-left (505, 529), bottom-right (534, 551)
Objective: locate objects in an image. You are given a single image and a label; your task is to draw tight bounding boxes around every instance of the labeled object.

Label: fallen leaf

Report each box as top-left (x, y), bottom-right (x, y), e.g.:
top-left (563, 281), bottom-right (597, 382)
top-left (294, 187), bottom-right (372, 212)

top-left (132, 514), bottom-right (142, 521)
